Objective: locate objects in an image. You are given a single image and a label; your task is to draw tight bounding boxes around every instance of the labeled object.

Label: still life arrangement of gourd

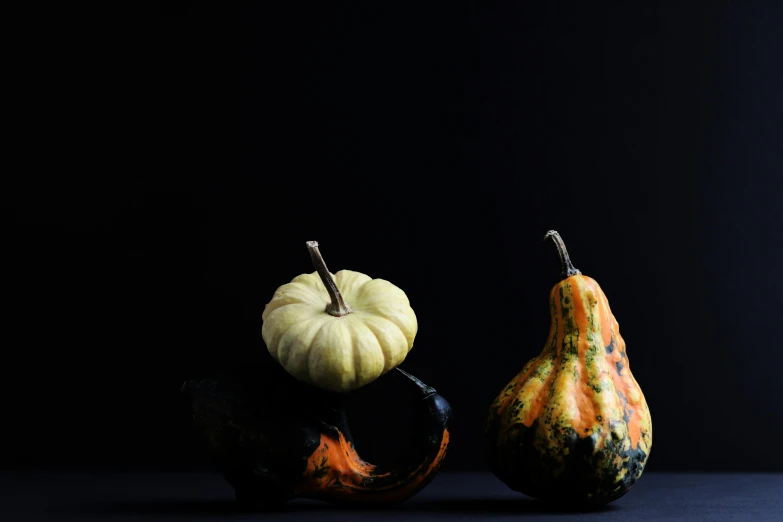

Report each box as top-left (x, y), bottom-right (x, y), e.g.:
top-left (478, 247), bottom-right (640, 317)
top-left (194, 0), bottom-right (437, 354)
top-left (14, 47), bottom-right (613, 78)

top-left (182, 231), bottom-right (651, 510)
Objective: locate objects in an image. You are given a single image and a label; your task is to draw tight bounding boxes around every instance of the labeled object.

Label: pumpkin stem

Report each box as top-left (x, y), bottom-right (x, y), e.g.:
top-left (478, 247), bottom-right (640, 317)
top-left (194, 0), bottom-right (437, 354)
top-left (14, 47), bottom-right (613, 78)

top-left (544, 230), bottom-right (581, 278)
top-left (306, 241), bottom-right (353, 317)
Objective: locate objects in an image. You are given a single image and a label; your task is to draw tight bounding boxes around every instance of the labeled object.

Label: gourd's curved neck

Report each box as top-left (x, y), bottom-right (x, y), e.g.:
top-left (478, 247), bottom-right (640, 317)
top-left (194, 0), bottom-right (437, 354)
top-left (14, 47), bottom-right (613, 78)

top-left (306, 241), bottom-right (353, 317)
top-left (544, 230), bottom-right (581, 279)
top-left (309, 368), bottom-right (450, 505)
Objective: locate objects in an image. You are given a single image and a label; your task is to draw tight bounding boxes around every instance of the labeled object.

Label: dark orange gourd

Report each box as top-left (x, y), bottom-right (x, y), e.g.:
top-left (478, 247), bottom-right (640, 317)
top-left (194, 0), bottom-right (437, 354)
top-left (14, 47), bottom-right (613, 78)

top-left (484, 231), bottom-right (652, 507)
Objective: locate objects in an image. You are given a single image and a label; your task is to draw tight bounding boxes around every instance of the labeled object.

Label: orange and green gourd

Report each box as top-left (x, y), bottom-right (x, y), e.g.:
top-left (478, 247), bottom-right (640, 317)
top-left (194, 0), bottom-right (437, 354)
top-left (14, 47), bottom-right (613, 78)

top-left (484, 230), bottom-right (652, 507)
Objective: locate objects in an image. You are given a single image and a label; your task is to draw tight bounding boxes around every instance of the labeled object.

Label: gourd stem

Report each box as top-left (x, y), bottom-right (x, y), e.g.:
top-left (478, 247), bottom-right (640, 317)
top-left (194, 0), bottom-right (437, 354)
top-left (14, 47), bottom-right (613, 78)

top-left (306, 241), bottom-right (353, 317)
top-left (543, 230), bottom-right (581, 278)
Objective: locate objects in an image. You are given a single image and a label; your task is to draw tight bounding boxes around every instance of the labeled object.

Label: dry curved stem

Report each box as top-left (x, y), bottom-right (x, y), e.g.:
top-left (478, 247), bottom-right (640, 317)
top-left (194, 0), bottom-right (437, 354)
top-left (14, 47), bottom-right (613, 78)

top-left (543, 230), bottom-right (581, 279)
top-left (306, 241), bottom-right (353, 317)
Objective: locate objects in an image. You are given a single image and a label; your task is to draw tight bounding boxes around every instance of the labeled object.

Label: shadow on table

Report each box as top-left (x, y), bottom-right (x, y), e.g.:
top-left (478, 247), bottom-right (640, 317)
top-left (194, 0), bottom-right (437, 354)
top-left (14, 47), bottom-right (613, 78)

top-left (88, 499), bottom-right (262, 517)
top-left (86, 499), bottom-right (320, 517)
top-left (405, 497), bottom-right (618, 515)
top-left (82, 496), bottom-right (616, 517)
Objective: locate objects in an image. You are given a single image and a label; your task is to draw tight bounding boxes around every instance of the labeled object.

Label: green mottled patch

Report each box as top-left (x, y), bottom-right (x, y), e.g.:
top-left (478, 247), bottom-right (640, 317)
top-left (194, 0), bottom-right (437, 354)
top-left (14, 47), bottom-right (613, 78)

top-left (509, 397), bottom-right (524, 418)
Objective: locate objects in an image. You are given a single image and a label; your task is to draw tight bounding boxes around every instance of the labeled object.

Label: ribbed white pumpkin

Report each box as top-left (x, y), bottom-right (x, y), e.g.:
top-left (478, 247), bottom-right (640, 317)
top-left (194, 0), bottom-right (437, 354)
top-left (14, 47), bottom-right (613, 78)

top-left (262, 264), bottom-right (417, 393)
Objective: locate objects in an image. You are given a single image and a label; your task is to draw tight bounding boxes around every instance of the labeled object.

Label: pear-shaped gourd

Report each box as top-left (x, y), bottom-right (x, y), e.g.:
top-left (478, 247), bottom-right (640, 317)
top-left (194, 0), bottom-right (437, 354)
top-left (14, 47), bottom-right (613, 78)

top-left (262, 241), bottom-right (417, 393)
top-left (484, 231), bottom-right (652, 507)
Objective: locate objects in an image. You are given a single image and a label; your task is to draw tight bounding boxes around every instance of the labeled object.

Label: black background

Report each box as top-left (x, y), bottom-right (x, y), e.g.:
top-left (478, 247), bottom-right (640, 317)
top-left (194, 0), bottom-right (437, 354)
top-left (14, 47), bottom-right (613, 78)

top-left (2, 2), bottom-right (782, 474)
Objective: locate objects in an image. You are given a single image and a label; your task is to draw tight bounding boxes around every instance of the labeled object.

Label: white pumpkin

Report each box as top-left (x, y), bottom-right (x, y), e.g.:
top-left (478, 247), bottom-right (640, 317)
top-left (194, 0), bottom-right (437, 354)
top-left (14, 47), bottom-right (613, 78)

top-left (261, 242), bottom-right (417, 393)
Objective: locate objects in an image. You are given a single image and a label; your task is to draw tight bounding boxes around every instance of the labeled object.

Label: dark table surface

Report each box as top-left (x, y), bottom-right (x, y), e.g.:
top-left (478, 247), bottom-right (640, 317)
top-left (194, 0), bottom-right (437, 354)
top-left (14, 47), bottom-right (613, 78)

top-left (1, 470), bottom-right (781, 521)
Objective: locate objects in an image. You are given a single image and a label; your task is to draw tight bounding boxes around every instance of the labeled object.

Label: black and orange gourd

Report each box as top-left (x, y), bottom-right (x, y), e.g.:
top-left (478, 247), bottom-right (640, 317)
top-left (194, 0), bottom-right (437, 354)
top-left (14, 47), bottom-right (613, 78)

top-left (183, 360), bottom-right (450, 509)
top-left (484, 230), bottom-right (652, 507)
